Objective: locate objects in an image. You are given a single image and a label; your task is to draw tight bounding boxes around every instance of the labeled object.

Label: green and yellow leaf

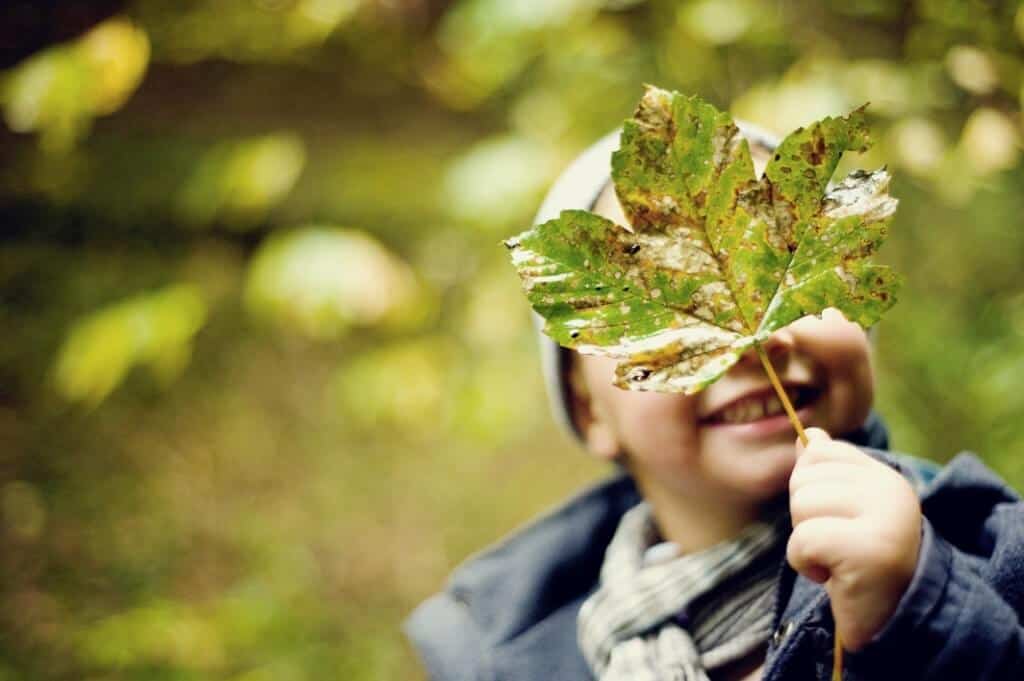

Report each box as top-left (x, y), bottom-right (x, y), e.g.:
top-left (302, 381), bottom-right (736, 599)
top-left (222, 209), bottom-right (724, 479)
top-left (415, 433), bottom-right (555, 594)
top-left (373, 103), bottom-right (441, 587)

top-left (504, 85), bottom-right (900, 393)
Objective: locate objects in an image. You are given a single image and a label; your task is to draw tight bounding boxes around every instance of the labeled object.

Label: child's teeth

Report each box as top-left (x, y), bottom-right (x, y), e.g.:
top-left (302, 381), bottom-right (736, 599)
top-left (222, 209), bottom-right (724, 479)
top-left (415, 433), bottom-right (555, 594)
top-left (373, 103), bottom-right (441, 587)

top-left (720, 396), bottom-right (773, 424)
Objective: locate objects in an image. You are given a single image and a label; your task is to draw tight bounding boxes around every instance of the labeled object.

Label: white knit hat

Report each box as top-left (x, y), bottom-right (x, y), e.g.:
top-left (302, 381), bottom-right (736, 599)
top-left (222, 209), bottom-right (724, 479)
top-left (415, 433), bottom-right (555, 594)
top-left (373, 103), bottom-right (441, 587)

top-left (530, 122), bottom-right (781, 441)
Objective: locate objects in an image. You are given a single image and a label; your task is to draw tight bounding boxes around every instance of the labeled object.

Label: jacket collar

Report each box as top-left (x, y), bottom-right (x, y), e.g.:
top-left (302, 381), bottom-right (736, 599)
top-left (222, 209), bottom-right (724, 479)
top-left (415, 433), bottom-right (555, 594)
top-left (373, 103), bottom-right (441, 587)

top-left (449, 473), bottom-right (642, 646)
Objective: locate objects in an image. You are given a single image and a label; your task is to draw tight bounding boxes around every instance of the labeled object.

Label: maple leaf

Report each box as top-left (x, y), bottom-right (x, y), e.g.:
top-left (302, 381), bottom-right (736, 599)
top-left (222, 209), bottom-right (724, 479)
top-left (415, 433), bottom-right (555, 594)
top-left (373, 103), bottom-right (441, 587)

top-left (505, 85), bottom-right (900, 394)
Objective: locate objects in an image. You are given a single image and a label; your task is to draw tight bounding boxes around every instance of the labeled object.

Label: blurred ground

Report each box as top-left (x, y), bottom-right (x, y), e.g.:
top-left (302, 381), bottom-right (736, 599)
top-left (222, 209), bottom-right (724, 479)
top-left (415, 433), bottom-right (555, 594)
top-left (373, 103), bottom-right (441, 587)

top-left (2, 1), bottom-right (1024, 679)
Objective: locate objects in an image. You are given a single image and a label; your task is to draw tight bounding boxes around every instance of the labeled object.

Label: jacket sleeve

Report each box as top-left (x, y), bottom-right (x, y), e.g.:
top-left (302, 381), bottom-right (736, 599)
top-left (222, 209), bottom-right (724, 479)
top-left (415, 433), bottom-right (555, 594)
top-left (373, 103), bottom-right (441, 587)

top-left (404, 591), bottom-right (487, 681)
top-left (846, 453), bottom-right (1024, 680)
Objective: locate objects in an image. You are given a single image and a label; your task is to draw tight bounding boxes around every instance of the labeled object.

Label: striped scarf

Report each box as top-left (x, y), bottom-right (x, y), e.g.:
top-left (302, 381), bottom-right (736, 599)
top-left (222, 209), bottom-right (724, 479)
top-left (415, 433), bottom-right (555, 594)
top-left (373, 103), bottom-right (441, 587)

top-left (577, 501), bottom-right (789, 681)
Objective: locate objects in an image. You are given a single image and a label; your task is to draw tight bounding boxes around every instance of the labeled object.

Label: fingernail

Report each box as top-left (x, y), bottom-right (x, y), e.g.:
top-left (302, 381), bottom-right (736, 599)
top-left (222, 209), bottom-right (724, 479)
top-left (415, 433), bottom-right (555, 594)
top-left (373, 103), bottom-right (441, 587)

top-left (796, 427), bottom-right (829, 452)
top-left (805, 427), bottom-right (830, 442)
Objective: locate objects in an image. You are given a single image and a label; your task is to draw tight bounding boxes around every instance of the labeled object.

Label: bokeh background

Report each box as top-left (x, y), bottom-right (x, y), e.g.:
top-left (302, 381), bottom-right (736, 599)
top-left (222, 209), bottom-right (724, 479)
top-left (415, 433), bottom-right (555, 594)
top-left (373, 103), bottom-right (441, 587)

top-left (2, 1), bottom-right (1024, 679)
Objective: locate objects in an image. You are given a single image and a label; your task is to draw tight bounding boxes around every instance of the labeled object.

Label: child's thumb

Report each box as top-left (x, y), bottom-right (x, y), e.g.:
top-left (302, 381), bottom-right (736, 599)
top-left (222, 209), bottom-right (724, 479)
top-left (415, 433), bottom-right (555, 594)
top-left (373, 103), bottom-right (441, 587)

top-left (796, 427), bottom-right (831, 454)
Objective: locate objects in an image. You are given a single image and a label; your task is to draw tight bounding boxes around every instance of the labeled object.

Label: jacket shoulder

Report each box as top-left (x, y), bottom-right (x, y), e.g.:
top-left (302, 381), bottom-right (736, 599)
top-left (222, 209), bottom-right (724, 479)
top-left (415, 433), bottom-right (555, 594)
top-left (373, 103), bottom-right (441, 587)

top-left (918, 451), bottom-right (1022, 554)
top-left (404, 592), bottom-right (487, 681)
top-left (404, 473), bottom-right (640, 680)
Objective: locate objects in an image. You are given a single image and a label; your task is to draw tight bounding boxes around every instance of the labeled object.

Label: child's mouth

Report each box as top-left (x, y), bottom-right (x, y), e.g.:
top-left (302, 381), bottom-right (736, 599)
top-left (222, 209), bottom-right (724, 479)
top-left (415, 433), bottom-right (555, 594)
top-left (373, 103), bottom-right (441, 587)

top-left (699, 385), bottom-right (822, 429)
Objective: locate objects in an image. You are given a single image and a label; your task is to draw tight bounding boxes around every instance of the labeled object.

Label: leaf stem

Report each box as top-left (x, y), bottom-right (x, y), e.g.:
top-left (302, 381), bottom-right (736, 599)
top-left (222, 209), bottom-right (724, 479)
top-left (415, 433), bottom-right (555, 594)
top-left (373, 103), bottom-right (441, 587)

top-left (753, 341), bottom-right (808, 446)
top-left (753, 341), bottom-right (843, 679)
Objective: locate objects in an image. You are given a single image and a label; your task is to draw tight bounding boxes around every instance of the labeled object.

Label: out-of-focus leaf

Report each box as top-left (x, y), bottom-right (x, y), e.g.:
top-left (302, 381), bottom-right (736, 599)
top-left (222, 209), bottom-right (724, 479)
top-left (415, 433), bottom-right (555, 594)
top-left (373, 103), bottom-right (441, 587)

top-left (458, 263), bottom-right (533, 348)
top-left (327, 338), bottom-right (451, 435)
top-left (53, 284), bottom-right (207, 405)
top-left (1, 17), bottom-right (148, 151)
top-left (946, 45), bottom-right (999, 95)
top-left (428, 0), bottom-right (604, 106)
top-left (732, 70), bottom-right (852, 133)
top-left (74, 18), bottom-right (150, 115)
top-left (733, 58), bottom-right (950, 130)
top-left (886, 117), bottom-right (947, 175)
top-left (135, 0), bottom-right (361, 63)
top-left (506, 86), bottom-right (900, 393)
top-left (680, 0), bottom-right (755, 45)
top-left (443, 134), bottom-right (560, 228)
top-left (960, 108), bottom-right (1020, 174)
top-left (244, 227), bottom-right (420, 340)
top-left (77, 601), bottom-right (224, 670)
top-left (177, 134), bottom-right (306, 228)
top-left (2, 48), bottom-right (90, 151)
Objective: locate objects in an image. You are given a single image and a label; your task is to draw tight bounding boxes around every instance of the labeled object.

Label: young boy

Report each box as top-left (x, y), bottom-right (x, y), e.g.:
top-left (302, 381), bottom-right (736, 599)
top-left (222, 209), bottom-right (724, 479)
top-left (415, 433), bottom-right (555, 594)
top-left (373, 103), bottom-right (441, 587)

top-left (404, 127), bottom-right (1024, 681)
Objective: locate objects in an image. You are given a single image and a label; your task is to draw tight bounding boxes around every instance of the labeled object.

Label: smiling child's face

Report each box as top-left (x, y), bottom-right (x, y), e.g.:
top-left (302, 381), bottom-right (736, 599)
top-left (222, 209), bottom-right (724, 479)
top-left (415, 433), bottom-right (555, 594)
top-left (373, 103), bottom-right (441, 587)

top-left (569, 181), bottom-right (875, 512)
top-left (571, 310), bottom-right (874, 509)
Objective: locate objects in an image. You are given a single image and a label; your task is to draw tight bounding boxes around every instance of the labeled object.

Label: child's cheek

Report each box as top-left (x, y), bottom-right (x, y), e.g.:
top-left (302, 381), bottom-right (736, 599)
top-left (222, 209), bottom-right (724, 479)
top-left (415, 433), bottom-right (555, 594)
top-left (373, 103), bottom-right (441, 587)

top-left (616, 392), bottom-right (701, 461)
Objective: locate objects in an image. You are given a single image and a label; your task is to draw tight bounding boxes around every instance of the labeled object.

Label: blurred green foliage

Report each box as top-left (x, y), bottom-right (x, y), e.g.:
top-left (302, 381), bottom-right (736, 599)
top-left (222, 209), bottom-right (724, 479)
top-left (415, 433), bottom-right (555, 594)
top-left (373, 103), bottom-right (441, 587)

top-left (2, 1), bottom-right (1024, 679)
top-left (177, 134), bottom-right (307, 229)
top-left (53, 283), bottom-right (207, 406)
top-left (2, 17), bottom-right (149, 151)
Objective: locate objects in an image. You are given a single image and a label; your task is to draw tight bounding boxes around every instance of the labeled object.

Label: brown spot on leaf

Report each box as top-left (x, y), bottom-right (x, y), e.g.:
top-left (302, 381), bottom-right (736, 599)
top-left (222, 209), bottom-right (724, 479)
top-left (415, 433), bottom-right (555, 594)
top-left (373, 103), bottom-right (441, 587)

top-left (810, 136), bottom-right (826, 165)
top-left (629, 201), bottom-right (668, 231)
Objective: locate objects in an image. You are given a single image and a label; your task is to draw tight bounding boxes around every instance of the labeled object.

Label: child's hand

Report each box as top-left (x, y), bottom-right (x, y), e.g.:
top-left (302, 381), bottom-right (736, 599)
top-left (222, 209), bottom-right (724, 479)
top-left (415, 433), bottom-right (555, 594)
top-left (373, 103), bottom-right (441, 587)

top-left (786, 428), bottom-right (923, 652)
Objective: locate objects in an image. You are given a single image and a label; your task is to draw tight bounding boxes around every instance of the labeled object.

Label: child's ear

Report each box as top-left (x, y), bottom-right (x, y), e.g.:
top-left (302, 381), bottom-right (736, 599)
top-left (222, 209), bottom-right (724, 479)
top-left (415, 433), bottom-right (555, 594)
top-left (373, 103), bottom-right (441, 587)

top-left (581, 407), bottom-right (621, 462)
top-left (567, 357), bottom-right (621, 462)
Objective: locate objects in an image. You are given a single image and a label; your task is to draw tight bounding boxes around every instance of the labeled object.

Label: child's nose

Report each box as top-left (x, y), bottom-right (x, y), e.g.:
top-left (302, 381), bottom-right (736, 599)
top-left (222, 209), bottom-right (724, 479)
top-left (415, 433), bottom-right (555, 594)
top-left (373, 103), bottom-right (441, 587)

top-left (737, 327), bottom-right (797, 366)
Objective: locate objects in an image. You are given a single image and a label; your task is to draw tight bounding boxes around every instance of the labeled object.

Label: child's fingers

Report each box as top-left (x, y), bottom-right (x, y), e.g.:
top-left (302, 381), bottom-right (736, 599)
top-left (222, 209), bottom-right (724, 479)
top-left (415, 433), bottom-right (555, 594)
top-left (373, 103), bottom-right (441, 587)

top-left (789, 461), bottom-right (869, 495)
top-left (789, 482), bottom-right (863, 524)
top-left (786, 516), bottom-right (854, 584)
top-left (795, 434), bottom-right (872, 467)
top-left (795, 427), bottom-right (831, 455)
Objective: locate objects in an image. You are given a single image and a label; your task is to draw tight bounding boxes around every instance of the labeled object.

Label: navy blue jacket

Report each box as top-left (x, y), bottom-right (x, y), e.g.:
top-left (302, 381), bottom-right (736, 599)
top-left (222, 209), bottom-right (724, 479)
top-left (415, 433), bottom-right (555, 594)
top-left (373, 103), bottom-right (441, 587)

top-left (405, 418), bottom-right (1024, 680)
